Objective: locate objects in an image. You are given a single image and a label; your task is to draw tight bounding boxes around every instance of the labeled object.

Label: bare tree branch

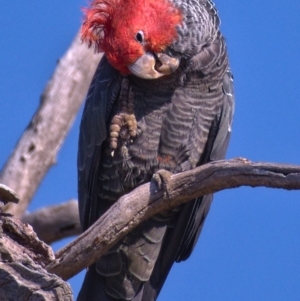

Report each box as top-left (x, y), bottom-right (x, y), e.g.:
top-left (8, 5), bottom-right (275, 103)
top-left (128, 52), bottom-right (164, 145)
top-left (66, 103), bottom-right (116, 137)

top-left (22, 200), bottom-right (81, 244)
top-left (0, 32), bottom-right (102, 218)
top-left (46, 159), bottom-right (300, 280)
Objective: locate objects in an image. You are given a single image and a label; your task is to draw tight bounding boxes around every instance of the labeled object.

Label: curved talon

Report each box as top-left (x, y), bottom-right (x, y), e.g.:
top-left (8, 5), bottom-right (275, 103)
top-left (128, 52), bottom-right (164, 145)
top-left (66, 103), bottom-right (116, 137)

top-left (124, 114), bottom-right (137, 137)
top-left (109, 115), bottom-right (123, 149)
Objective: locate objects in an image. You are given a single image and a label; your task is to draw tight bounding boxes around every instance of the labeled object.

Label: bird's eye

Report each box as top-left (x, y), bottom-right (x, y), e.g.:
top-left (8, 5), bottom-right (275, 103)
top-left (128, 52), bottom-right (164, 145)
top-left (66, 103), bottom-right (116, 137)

top-left (135, 31), bottom-right (144, 44)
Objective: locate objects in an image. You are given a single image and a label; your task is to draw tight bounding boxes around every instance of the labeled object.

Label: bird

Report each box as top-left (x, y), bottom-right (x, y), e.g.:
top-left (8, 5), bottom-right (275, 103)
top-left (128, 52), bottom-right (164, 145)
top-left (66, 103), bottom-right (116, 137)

top-left (77, 0), bottom-right (234, 300)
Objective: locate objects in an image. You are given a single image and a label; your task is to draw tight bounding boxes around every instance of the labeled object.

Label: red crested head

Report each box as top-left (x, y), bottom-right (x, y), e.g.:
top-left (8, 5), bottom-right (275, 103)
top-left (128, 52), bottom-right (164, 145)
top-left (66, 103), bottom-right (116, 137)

top-left (81, 0), bottom-right (182, 74)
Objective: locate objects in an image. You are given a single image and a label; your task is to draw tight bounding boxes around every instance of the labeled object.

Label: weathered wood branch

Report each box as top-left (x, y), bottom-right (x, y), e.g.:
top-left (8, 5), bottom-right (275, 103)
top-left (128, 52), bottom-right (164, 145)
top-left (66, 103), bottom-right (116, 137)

top-left (0, 214), bottom-right (72, 300)
top-left (22, 200), bottom-right (81, 244)
top-left (0, 32), bottom-right (102, 218)
top-left (46, 159), bottom-right (300, 280)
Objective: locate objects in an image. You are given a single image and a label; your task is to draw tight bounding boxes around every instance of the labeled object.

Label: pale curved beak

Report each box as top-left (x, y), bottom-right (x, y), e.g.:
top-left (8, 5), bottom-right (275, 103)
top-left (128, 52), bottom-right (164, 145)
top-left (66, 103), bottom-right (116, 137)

top-left (128, 52), bottom-right (180, 79)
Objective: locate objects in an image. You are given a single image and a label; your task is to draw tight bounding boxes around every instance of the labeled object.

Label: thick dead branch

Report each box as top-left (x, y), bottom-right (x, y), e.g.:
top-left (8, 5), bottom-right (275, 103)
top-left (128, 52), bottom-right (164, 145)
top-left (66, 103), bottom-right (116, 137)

top-left (0, 214), bottom-right (72, 300)
top-left (46, 159), bottom-right (300, 280)
top-left (0, 32), bottom-right (102, 218)
top-left (22, 200), bottom-right (81, 244)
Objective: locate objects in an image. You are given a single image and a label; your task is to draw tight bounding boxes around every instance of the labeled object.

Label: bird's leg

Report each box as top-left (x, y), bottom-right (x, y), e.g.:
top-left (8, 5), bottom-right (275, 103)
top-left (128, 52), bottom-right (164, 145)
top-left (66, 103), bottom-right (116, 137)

top-left (124, 86), bottom-right (137, 139)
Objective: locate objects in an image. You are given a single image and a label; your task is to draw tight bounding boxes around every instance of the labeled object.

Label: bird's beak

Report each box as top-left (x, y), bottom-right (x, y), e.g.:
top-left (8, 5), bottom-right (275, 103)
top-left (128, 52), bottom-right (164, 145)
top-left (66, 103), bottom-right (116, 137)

top-left (128, 52), bottom-right (180, 79)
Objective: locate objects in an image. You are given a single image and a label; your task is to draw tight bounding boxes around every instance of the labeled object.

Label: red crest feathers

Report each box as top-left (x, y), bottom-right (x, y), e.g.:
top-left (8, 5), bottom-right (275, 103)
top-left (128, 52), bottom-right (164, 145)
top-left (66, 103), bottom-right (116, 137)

top-left (81, 0), bottom-right (182, 73)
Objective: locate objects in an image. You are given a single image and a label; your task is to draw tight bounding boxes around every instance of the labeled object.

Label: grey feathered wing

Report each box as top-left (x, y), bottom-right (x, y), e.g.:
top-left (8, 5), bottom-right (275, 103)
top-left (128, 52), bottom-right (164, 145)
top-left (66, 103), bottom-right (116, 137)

top-left (78, 56), bottom-right (121, 232)
top-left (77, 57), bottom-right (124, 301)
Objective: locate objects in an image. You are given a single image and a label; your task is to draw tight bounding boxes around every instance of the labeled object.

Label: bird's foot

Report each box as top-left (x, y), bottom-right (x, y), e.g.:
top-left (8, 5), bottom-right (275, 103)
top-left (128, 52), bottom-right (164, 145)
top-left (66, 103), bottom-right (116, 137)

top-left (152, 169), bottom-right (172, 198)
top-left (109, 112), bottom-right (138, 153)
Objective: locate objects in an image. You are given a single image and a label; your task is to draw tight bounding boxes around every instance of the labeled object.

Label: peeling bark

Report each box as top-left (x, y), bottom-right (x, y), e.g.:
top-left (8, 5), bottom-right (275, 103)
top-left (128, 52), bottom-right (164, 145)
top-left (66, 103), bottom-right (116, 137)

top-left (0, 214), bottom-right (72, 300)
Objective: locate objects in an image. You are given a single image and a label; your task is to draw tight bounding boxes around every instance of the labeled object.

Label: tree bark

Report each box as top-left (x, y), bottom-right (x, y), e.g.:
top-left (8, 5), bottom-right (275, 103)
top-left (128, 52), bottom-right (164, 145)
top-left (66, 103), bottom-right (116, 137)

top-left (0, 32), bottom-right (102, 218)
top-left (0, 213), bottom-right (72, 300)
top-left (46, 159), bottom-right (300, 280)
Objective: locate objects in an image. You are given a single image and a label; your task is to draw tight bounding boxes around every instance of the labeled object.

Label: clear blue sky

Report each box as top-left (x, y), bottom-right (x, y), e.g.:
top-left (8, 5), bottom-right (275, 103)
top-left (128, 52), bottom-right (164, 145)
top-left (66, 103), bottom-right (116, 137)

top-left (1, 1), bottom-right (300, 300)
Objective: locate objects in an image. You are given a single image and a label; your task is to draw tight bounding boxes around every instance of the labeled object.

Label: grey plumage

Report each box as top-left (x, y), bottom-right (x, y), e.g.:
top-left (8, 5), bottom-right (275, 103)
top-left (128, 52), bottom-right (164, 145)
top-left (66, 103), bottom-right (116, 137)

top-left (77, 0), bottom-right (234, 300)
